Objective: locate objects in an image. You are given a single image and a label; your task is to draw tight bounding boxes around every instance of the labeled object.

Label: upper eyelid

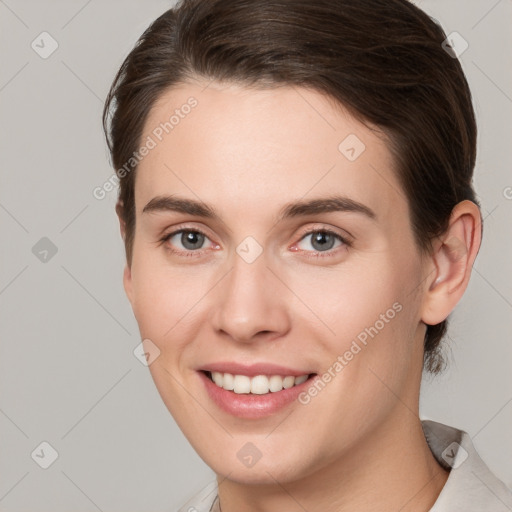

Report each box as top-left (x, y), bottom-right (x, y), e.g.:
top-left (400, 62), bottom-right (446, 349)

top-left (295, 224), bottom-right (352, 242)
top-left (293, 230), bottom-right (350, 253)
top-left (162, 224), bottom-right (350, 250)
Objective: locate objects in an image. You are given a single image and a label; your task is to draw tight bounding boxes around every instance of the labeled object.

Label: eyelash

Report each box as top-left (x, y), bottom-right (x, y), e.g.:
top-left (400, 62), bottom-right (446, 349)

top-left (159, 225), bottom-right (352, 259)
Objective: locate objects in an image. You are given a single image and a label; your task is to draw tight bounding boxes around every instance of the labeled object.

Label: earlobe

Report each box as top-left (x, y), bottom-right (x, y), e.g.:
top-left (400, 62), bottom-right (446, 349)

top-left (421, 200), bottom-right (482, 325)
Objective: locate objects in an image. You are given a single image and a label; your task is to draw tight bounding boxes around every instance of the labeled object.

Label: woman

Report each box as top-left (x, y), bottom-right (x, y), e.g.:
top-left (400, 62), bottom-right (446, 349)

top-left (102, 0), bottom-right (512, 510)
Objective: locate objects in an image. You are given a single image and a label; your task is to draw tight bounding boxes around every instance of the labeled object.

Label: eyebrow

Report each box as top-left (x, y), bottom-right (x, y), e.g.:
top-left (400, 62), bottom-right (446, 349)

top-left (142, 194), bottom-right (376, 222)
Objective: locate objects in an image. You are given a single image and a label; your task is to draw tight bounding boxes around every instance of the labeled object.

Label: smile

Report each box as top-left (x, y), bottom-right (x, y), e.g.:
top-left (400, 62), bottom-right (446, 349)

top-left (206, 371), bottom-right (310, 394)
top-left (198, 367), bottom-right (318, 418)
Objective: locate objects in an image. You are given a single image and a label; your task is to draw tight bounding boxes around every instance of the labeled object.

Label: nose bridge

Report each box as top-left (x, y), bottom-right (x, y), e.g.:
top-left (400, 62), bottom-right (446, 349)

top-left (211, 246), bottom-right (290, 343)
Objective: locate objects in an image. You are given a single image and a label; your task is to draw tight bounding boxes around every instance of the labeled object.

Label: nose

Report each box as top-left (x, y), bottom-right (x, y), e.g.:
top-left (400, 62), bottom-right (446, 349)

top-left (210, 250), bottom-right (292, 344)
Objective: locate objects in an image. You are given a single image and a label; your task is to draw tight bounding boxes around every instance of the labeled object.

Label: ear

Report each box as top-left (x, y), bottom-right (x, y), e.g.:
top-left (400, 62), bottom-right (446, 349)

top-left (116, 200), bottom-right (134, 305)
top-left (123, 264), bottom-right (134, 306)
top-left (421, 200), bottom-right (482, 325)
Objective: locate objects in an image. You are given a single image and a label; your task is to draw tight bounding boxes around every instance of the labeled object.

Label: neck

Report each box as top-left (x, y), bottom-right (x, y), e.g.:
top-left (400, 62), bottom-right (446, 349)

top-left (217, 411), bottom-right (449, 512)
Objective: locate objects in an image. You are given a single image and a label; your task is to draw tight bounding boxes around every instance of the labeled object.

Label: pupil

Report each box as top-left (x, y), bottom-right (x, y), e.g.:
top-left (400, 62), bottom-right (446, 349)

top-left (312, 232), bottom-right (335, 251)
top-left (182, 231), bottom-right (204, 250)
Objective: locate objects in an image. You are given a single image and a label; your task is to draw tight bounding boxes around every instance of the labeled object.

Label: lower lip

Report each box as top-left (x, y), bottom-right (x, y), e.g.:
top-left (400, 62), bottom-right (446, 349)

top-left (198, 371), bottom-right (314, 419)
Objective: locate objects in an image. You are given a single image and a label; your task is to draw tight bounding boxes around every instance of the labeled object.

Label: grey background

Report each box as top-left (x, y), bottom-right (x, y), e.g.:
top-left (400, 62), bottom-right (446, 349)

top-left (0, 0), bottom-right (510, 511)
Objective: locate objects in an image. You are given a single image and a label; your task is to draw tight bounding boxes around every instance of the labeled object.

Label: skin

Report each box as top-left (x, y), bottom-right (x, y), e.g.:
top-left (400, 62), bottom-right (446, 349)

top-left (118, 80), bottom-right (482, 512)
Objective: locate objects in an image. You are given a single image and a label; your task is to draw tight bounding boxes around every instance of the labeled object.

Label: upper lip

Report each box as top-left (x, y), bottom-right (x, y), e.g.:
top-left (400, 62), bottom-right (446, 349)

top-left (199, 362), bottom-right (314, 377)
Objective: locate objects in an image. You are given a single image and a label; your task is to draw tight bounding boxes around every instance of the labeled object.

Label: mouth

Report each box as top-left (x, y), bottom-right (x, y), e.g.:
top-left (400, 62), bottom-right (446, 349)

top-left (197, 362), bottom-right (318, 418)
top-left (199, 369), bottom-right (317, 418)
top-left (202, 370), bottom-right (316, 395)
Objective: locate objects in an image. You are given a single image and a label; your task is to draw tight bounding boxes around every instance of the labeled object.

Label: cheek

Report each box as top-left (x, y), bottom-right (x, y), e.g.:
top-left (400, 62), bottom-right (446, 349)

top-left (289, 255), bottom-right (410, 344)
top-left (288, 264), bottom-right (421, 460)
top-left (129, 256), bottom-right (199, 344)
top-left (290, 252), bottom-right (421, 391)
top-left (129, 255), bottom-right (228, 375)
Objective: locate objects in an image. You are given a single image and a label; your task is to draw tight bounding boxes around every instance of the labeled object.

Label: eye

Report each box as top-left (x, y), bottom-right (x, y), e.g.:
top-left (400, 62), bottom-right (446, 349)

top-left (160, 228), bottom-right (218, 256)
top-left (293, 229), bottom-right (350, 256)
top-left (159, 226), bottom-right (350, 258)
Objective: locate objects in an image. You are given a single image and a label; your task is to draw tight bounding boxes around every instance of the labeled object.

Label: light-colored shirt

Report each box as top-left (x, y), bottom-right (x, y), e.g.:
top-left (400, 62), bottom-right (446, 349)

top-left (177, 420), bottom-right (512, 512)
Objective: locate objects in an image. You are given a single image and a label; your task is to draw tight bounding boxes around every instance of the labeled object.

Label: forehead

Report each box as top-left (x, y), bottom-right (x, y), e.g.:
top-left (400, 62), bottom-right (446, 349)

top-left (135, 81), bottom-right (407, 224)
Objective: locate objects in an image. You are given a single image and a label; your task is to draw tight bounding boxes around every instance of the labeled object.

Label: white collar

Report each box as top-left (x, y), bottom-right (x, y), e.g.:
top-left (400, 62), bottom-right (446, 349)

top-left (422, 419), bottom-right (512, 511)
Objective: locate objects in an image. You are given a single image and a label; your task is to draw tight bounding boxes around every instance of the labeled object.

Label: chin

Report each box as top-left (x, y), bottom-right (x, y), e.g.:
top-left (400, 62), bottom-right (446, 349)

top-left (214, 464), bottom-right (298, 485)
top-left (202, 446), bottom-right (313, 485)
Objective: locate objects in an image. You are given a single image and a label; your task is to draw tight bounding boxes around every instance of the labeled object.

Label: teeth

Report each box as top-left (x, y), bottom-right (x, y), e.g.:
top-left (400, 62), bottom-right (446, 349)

top-left (294, 374), bottom-right (308, 385)
top-left (251, 375), bottom-right (269, 395)
top-left (282, 376), bottom-right (295, 389)
top-left (209, 372), bottom-right (310, 394)
top-left (212, 371), bottom-right (223, 387)
top-left (223, 372), bottom-right (234, 391)
top-left (269, 375), bottom-right (284, 392)
top-left (233, 375), bottom-right (251, 394)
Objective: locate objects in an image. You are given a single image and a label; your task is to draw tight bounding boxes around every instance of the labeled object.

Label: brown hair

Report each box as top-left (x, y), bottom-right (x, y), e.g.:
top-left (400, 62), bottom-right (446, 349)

top-left (102, 0), bottom-right (479, 374)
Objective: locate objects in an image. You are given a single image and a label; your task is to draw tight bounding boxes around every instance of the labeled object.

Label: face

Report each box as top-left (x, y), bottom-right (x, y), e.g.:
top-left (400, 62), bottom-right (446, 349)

top-left (123, 81), bottom-right (431, 484)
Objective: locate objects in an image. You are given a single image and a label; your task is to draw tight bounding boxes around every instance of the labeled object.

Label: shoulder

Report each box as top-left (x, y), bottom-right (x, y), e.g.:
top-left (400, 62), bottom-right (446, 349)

top-left (423, 419), bottom-right (512, 512)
